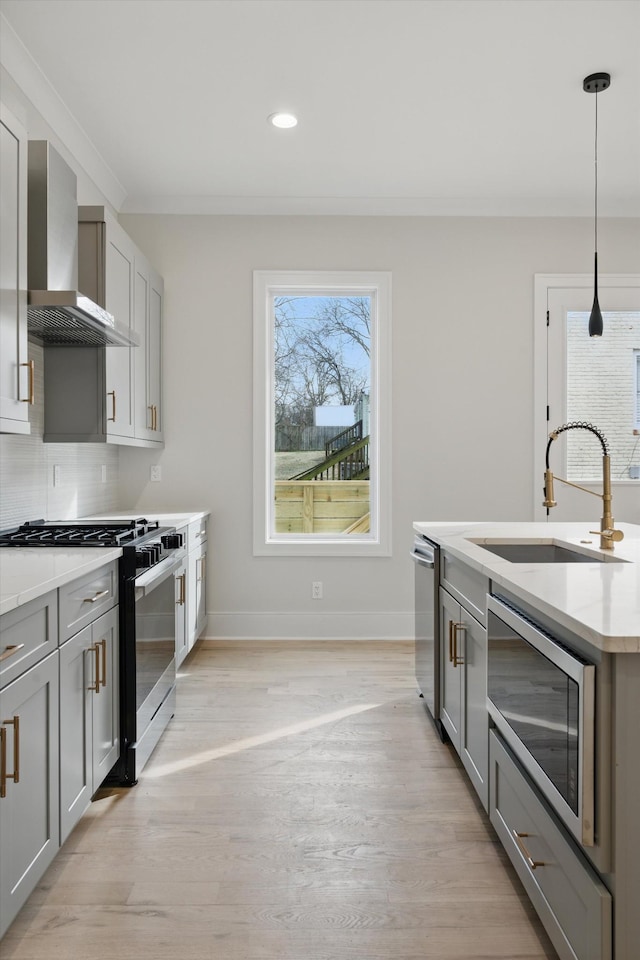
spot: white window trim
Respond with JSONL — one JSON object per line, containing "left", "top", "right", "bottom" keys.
{"left": 253, "top": 270, "right": 392, "bottom": 556}
{"left": 533, "top": 273, "right": 640, "bottom": 520}
{"left": 635, "top": 350, "right": 640, "bottom": 431}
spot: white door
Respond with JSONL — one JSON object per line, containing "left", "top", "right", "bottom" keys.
{"left": 535, "top": 275, "right": 640, "bottom": 523}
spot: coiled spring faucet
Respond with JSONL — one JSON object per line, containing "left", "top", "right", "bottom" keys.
{"left": 544, "top": 421, "right": 624, "bottom": 550}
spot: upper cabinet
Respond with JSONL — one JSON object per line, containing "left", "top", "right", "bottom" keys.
{"left": 134, "top": 254, "right": 164, "bottom": 443}
{"left": 42, "top": 206, "right": 163, "bottom": 447}
{"left": 0, "top": 104, "right": 32, "bottom": 434}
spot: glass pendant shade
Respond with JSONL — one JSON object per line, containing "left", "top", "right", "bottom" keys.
{"left": 588, "top": 252, "right": 603, "bottom": 337}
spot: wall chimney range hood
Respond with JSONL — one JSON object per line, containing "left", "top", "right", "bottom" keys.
{"left": 27, "top": 141, "right": 137, "bottom": 347}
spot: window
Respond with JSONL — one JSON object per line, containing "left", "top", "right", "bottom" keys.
{"left": 253, "top": 271, "right": 391, "bottom": 556}
{"left": 534, "top": 274, "right": 640, "bottom": 520}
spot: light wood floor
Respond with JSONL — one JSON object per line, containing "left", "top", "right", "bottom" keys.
{"left": 3, "top": 640, "right": 558, "bottom": 960}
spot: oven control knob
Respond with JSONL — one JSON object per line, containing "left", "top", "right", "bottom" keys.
{"left": 147, "top": 543, "right": 162, "bottom": 564}
{"left": 161, "top": 534, "right": 183, "bottom": 550}
{"left": 135, "top": 548, "right": 153, "bottom": 568}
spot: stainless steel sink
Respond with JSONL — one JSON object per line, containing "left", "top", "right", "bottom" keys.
{"left": 469, "top": 541, "right": 625, "bottom": 563}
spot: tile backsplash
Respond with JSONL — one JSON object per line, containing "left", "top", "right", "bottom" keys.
{"left": 0, "top": 343, "right": 120, "bottom": 528}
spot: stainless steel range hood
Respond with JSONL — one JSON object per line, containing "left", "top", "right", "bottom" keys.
{"left": 27, "top": 141, "right": 137, "bottom": 347}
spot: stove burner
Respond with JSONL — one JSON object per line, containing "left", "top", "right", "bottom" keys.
{"left": 0, "top": 518, "right": 162, "bottom": 548}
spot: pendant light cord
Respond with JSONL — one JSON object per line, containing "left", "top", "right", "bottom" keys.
{"left": 594, "top": 88, "right": 599, "bottom": 253}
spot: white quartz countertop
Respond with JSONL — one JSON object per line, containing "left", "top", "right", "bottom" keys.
{"left": 0, "top": 547, "right": 122, "bottom": 617}
{"left": 413, "top": 521, "right": 640, "bottom": 652}
{"left": 79, "top": 509, "right": 210, "bottom": 528}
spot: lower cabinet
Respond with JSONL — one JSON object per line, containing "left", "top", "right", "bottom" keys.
{"left": 440, "top": 586, "right": 489, "bottom": 810}
{"left": 188, "top": 539, "right": 207, "bottom": 650}
{"left": 176, "top": 517, "right": 208, "bottom": 667}
{"left": 59, "top": 606, "right": 119, "bottom": 844}
{"left": 0, "top": 651, "right": 60, "bottom": 938}
{"left": 174, "top": 551, "right": 188, "bottom": 667}
{"left": 490, "top": 730, "right": 612, "bottom": 960}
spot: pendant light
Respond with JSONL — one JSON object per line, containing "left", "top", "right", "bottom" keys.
{"left": 583, "top": 72, "right": 611, "bottom": 337}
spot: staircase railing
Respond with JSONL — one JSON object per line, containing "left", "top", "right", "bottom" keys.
{"left": 291, "top": 435, "right": 369, "bottom": 481}
{"left": 325, "top": 420, "right": 363, "bottom": 457}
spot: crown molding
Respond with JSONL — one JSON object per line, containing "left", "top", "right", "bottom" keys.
{"left": 0, "top": 13, "right": 126, "bottom": 210}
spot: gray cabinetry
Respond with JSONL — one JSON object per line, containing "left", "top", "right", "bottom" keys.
{"left": 134, "top": 255, "right": 163, "bottom": 443}
{"left": 187, "top": 517, "right": 208, "bottom": 654}
{"left": 0, "top": 103, "right": 31, "bottom": 435}
{"left": 490, "top": 730, "right": 612, "bottom": 960}
{"left": 439, "top": 552, "right": 489, "bottom": 810}
{"left": 0, "top": 593, "right": 60, "bottom": 938}
{"left": 174, "top": 548, "right": 188, "bottom": 668}
{"left": 42, "top": 207, "right": 163, "bottom": 447}
{"left": 59, "top": 604, "right": 119, "bottom": 844}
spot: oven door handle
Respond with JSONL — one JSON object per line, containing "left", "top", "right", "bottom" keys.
{"left": 134, "top": 556, "right": 181, "bottom": 599}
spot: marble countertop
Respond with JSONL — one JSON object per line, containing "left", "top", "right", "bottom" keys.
{"left": 79, "top": 509, "right": 210, "bottom": 528}
{"left": 0, "top": 548, "right": 122, "bottom": 617}
{"left": 413, "top": 520, "right": 640, "bottom": 652}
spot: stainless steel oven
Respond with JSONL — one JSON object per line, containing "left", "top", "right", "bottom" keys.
{"left": 487, "top": 594, "right": 596, "bottom": 846}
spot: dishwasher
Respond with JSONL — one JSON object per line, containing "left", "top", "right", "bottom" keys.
{"left": 411, "top": 533, "right": 444, "bottom": 741}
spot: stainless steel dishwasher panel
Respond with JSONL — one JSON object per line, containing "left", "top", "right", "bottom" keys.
{"left": 411, "top": 535, "right": 444, "bottom": 740}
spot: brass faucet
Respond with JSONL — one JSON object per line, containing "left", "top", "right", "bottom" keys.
{"left": 543, "top": 421, "right": 624, "bottom": 550}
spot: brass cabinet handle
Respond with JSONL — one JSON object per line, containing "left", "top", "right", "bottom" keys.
{"left": 1, "top": 716, "right": 20, "bottom": 790}
{"left": 82, "top": 589, "right": 110, "bottom": 604}
{"left": 99, "top": 638, "right": 107, "bottom": 688}
{"left": 512, "top": 830, "right": 546, "bottom": 870}
{"left": 452, "top": 622, "right": 465, "bottom": 667}
{"left": 20, "top": 359, "right": 35, "bottom": 404}
{"left": 448, "top": 619, "right": 454, "bottom": 663}
{"left": 153, "top": 405, "right": 158, "bottom": 431}
{"left": 176, "top": 572, "right": 186, "bottom": 606}
{"left": 0, "top": 643, "right": 25, "bottom": 662}
{"left": 107, "top": 390, "right": 116, "bottom": 422}
{"left": 148, "top": 404, "right": 154, "bottom": 430}
{"left": 198, "top": 556, "right": 206, "bottom": 582}
{"left": 0, "top": 726, "right": 6, "bottom": 798}
{"left": 88, "top": 643, "right": 101, "bottom": 693}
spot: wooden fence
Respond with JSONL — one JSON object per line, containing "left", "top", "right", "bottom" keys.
{"left": 274, "top": 480, "right": 370, "bottom": 533}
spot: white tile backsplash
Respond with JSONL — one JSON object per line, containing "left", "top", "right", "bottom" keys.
{"left": 0, "top": 343, "right": 120, "bottom": 528}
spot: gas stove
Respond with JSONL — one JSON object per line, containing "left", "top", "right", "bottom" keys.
{"left": 0, "top": 518, "right": 182, "bottom": 571}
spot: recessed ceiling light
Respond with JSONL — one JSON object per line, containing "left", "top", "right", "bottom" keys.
{"left": 268, "top": 112, "right": 298, "bottom": 129}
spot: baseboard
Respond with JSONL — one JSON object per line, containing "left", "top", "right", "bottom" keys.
{"left": 205, "top": 610, "right": 414, "bottom": 640}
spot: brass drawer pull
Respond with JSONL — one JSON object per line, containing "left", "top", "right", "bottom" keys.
{"left": 20, "top": 359, "right": 35, "bottom": 404}
{"left": 512, "top": 829, "right": 546, "bottom": 870}
{"left": 82, "top": 589, "right": 110, "bottom": 604}
{"left": 0, "top": 643, "right": 25, "bottom": 662}
{"left": 99, "top": 638, "right": 107, "bottom": 688}
{"left": 452, "top": 622, "right": 465, "bottom": 667}
{"left": 176, "top": 572, "right": 186, "bottom": 605}
{"left": 1, "top": 716, "right": 20, "bottom": 790}
{"left": 88, "top": 643, "right": 101, "bottom": 693}
{"left": 108, "top": 390, "right": 116, "bottom": 422}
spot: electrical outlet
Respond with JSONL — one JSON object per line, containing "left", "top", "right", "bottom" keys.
{"left": 312, "top": 581, "right": 323, "bottom": 600}
{"left": 150, "top": 465, "right": 162, "bottom": 482}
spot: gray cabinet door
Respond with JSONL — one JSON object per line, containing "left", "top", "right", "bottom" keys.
{"left": 0, "top": 103, "right": 30, "bottom": 434}
{"left": 133, "top": 256, "right": 163, "bottom": 443}
{"left": 439, "top": 587, "right": 462, "bottom": 751}
{"left": 59, "top": 606, "right": 119, "bottom": 845}
{"left": 187, "top": 540, "right": 207, "bottom": 653}
{"left": 439, "top": 586, "right": 489, "bottom": 811}
{"left": 104, "top": 221, "right": 136, "bottom": 439}
{"left": 175, "top": 555, "right": 188, "bottom": 667}
{"left": 0, "top": 652, "right": 59, "bottom": 938}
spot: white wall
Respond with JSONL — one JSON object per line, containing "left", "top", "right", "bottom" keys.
{"left": 117, "top": 214, "right": 640, "bottom": 639}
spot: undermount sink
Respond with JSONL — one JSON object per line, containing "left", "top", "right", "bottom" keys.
{"left": 469, "top": 540, "right": 625, "bottom": 563}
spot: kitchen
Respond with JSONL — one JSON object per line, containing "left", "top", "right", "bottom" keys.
{"left": 1, "top": 1, "right": 639, "bottom": 958}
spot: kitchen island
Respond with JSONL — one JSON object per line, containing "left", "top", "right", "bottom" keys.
{"left": 412, "top": 520, "right": 640, "bottom": 960}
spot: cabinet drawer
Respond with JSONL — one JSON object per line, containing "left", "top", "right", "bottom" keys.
{"left": 58, "top": 561, "right": 118, "bottom": 643}
{"left": 489, "top": 730, "right": 611, "bottom": 960}
{"left": 441, "top": 551, "right": 487, "bottom": 623}
{"left": 187, "top": 517, "right": 208, "bottom": 552}
{"left": 0, "top": 590, "right": 58, "bottom": 690}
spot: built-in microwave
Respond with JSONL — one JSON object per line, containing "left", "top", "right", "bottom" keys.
{"left": 487, "top": 594, "right": 596, "bottom": 847}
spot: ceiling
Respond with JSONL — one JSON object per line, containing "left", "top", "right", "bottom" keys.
{"left": 1, "top": 0, "right": 639, "bottom": 216}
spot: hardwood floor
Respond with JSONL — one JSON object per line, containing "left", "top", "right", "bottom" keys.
{"left": 2, "top": 640, "right": 558, "bottom": 959}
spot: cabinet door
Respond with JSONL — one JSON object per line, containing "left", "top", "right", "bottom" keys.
{"left": 460, "top": 611, "right": 489, "bottom": 810}
{"left": 105, "top": 221, "right": 135, "bottom": 439}
{"left": 0, "top": 103, "right": 30, "bottom": 434}
{"left": 147, "top": 267, "right": 163, "bottom": 441}
{"left": 59, "top": 625, "right": 92, "bottom": 844}
{"left": 91, "top": 606, "right": 119, "bottom": 789}
{"left": 175, "top": 556, "right": 188, "bottom": 667}
{"left": 0, "top": 652, "right": 59, "bottom": 938}
{"left": 187, "top": 542, "right": 207, "bottom": 652}
{"left": 439, "top": 588, "right": 462, "bottom": 751}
